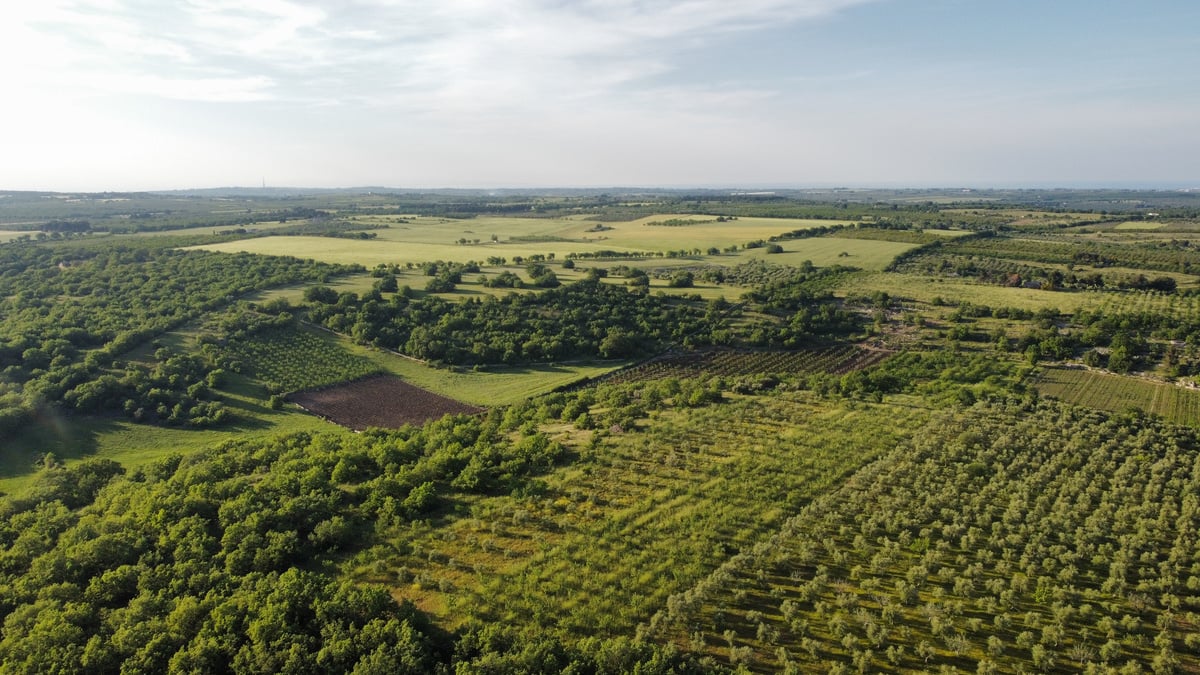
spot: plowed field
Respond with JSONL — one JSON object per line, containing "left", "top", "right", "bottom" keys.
{"left": 290, "top": 375, "right": 483, "bottom": 430}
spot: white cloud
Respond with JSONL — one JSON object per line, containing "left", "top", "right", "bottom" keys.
{"left": 4, "top": 0, "right": 875, "bottom": 107}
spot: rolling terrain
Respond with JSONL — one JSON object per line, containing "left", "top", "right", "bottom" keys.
{"left": 1, "top": 189, "right": 1199, "bottom": 672}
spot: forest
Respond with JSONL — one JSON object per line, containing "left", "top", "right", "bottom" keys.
{"left": 1, "top": 188, "right": 1200, "bottom": 672}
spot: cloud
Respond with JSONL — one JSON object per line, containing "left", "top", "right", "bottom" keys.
{"left": 5, "top": 0, "right": 875, "bottom": 107}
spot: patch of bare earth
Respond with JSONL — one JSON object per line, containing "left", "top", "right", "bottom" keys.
{"left": 290, "top": 375, "right": 483, "bottom": 430}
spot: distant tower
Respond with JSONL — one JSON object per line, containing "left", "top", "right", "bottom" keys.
{"left": 262, "top": 176, "right": 266, "bottom": 189}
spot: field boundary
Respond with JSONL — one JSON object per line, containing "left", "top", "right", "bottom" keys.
{"left": 289, "top": 373, "right": 485, "bottom": 430}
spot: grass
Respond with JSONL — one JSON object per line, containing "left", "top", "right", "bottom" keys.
{"left": 851, "top": 272, "right": 1200, "bottom": 322}
{"left": 360, "top": 215, "right": 577, "bottom": 245}
{"left": 188, "top": 214, "right": 870, "bottom": 269}
{"left": 343, "top": 342, "right": 624, "bottom": 406}
{"left": 0, "top": 315, "right": 618, "bottom": 495}
{"left": 940, "top": 208, "right": 1101, "bottom": 227}
{"left": 568, "top": 215, "right": 850, "bottom": 251}
{"left": 0, "top": 373, "right": 339, "bottom": 496}
{"left": 744, "top": 239, "right": 917, "bottom": 271}
{"left": 130, "top": 220, "right": 299, "bottom": 237}
{"left": 247, "top": 273, "right": 381, "bottom": 304}
{"left": 1113, "top": 221, "right": 1168, "bottom": 230}
{"left": 919, "top": 229, "right": 974, "bottom": 237}
{"left": 188, "top": 236, "right": 644, "bottom": 267}
{"left": 850, "top": 272, "right": 1108, "bottom": 313}
{"left": 1033, "top": 366, "right": 1200, "bottom": 424}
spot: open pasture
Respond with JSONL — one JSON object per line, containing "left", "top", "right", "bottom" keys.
{"left": 357, "top": 215, "right": 576, "bottom": 245}
{"left": 1033, "top": 366, "right": 1200, "bottom": 424}
{"left": 565, "top": 215, "right": 851, "bottom": 251}
{"left": 744, "top": 238, "right": 917, "bottom": 271}
{"left": 191, "top": 228, "right": 915, "bottom": 276}
{"left": 0, "top": 373, "right": 335, "bottom": 495}
{"left": 1113, "top": 220, "right": 1168, "bottom": 230}
{"left": 189, "top": 214, "right": 866, "bottom": 269}
{"left": 188, "top": 236, "right": 642, "bottom": 267}
{"left": 919, "top": 228, "right": 974, "bottom": 237}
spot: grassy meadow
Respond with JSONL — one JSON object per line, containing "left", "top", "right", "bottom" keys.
{"left": 188, "top": 213, "right": 895, "bottom": 270}
{"left": 0, "top": 373, "right": 337, "bottom": 495}
{"left": 342, "top": 341, "right": 624, "bottom": 407}
{"left": 192, "top": 230, "right": 914, "bottom": 272}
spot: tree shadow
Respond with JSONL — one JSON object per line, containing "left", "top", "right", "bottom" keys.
{"left": 0, "top": 408, "right": 105, "bottom": 480}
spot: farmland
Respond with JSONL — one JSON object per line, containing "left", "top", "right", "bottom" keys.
{"left": 189, "top": 213, "right": 916, "bottom": 272}
{"left": 4, "top": 188, "right": 1200, "bottom": 672}
{"left": 354, "top": 352, "right": 623, "bottom": 407}
{"left": 290, "top": 375, "right": 483, "bottom": 430}
{"left": 1033, "top": 366, "right": 1200, "bottom": 424}
{"left": 652, "top": 399, "right": 1200, "bottom": 671}
{"left": 222, "top": 324, "right": 383, "bottom": 394}
{"left": 367, "top": 390, "right": 932, "bottom": 636}
{"left": 595, "top": 346, "right": 890, "bottom": 386}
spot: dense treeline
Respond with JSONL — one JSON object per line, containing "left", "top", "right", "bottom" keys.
{"left": 0, "top": 243, "right": 358, "bottom": 436}
{"left": 307, "top": 278, "right": 723, "bottom": 363}
{"left": 306, "top": 275, "right": 861, "bottom": 365}
{"left": 0, "top": 379, "right": 730, "bottom": 673}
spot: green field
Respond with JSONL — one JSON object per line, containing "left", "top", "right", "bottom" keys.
{"left": 343, "top": 340, "right": 623, "bottom": 406}
{"left": 567, "top": 215, "right": 850, "bottom": 251}
{"left": 849, "top": 272, "right": 1098, "bottom": 312}
{"left": 188, "top": 235, "right": 643, "bottom": 267}
{"left": 355, "top": 213, "right": 848, "bottom": 250}
{"left": 742, "top": 238, "right": 917, "bottom": 271}
{"left": 919, "top": 228, "right": 974, "bottom": 237}
{"left": 1033, "top": 366, "right": 1200, "bottom": 424}
{"left": 188, "top": 213, "right": 882, "bottom": 270}
{"left": 193, "top": 234, "right": 914, "bottom": 275}
{"left": 0, "top": 373, "right": 336, "bottom": 495}
{"left": 1113, "top": 220, "right": 1168, "bottom": 230}
{"left": 850, "top": 271, "right": 1200, "bottom": 314}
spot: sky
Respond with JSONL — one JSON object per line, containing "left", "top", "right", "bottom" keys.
{"left": 2, "top": 0, "right": 1198, "bottom": 191}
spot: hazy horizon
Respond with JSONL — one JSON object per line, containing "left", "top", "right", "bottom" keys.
{"left": 4, "top": 0, "right": 1198, "bottom": 192}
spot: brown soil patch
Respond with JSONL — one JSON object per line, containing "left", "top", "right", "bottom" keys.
{"left": 290, "top": 375, "right": 483, "bottom": 430}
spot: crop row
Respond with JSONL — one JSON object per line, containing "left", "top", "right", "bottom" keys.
{"left": 597, "top": 345, "right": 890, "bottom": 386}
{"left": 652, "top": 399, "right": 1200, "bottom": 671}
{"left": 942, "top": 235, "right": 1200, "bottom": 275}
{"left": 224, "top": 326, "right": 382, "bottom": 394}
{"left": 366, "top": 392, "right": 929, "bottom": 643}
{"left": 1034, "top": 366, "right": 1200, "bottom": 425}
